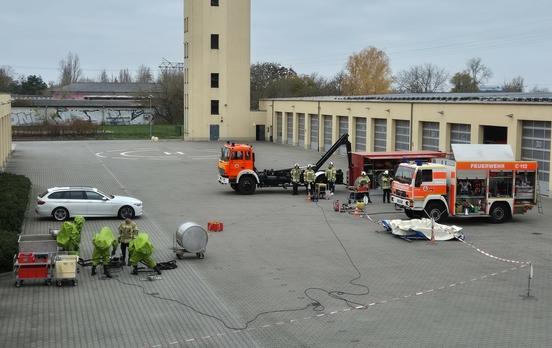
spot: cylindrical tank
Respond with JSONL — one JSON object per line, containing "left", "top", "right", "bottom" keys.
{"left": 176, "top": 222, "right": 208, "bottom": 253}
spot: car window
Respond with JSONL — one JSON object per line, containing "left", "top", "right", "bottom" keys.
{"left": 69, "top": 191, "right": 86, "bottom": 199}
{"left": 48, "top": 191, "right": 67, "bottom": 199}
{"left": 86, "top": 191, "right": 105, "bottom": 200}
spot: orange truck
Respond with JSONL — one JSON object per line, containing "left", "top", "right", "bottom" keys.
{"left": 218, "top": 133, "right": 352, "bottom": 194}
{"left": 391, "top": 144, "right": 538, "bottom": 223}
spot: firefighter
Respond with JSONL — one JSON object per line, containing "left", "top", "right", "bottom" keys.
{"left": 118, "top": 218, "right": 138, "bottom": 266}
{"left": 325, "top": 162, "right": 337, "bottom": 195}
{"left": 130, "top": 232, "right": 162, "bottom": 275}
{"left": 354, "top": 171, "right": 372, "bottom": 203}
{"left": 304, "top": 164, "right": 315, "bottom": 197}
{"left": 380, "top": 170, "right": 392, "bottom": 203}
{"left": 91, "top": 227, "right": 118, "bottom": 278}
{"left": 290, "top": 163, "right": 302, "bottom": 195}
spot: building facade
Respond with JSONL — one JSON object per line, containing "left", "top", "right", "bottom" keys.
{"left": 260, "top": 94, "right": 552, "bottom": 195}
{"left": 0, "top": 94, "right": 13, "bottom": 170}
{"left": 183, "top": 0, "right": 264, "bottom": 141}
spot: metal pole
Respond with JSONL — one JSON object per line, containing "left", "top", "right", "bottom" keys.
{"left": 148, "top": 96, "right": 152, "bottom": 138}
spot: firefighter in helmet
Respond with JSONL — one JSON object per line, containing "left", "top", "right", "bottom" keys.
{"left": 290, "top": 163, "right": 302, "bottom": 195}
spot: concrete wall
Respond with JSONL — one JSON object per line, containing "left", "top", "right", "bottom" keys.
{"left": 260, "top": 98, "right": 552, "bottom": 194}
{"left": 11, "top": 107, "right": 153, "bottom": 126}
{"left": 184, "top": 0, "right": 262, "bottom": 141}
{"left": 0, "top": 94, "right": 12, "bottom": 170}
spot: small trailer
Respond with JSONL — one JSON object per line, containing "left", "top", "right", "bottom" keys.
{"left": 14, "top": 234, "right": 58, "bottom": 287}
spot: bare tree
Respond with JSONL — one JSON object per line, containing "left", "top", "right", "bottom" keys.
{"left": 466, "top": 57, "right": 492, "bottom": 87}
{"left": 98, "top": 69, "right": 110, "bottom": 83}
{"left": 136, "top": 65, "right": 153, "bottom": 83}
{"left": 395, "top": 63, "right": 448, "bottom": 93}
{"left": 118, "top": 69, "right": 133, "bottom": 83}
{"left": 502, "top": 76, "right": 524, "bottom": 92}
{"left": 59, "top": 52, "right": 82, "bottom": 86}
{"left": 153, "top": 69, "right": 183, "bottom": 124}
{"left": 0, "top": 66, "right": 15, "bottom": 92}
{"left": 530, "top": 85, "right": 549, "bottom": 93}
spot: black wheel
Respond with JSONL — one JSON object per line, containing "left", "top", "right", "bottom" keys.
{"left": 118, "top": 206, "right": 135, "bottom": 219}
{"left": 196, "top": 252, "right": 205, "bottom": 259}
{"left": 424, "top": 202, "right": 448, "bottom": 223}
{"left": 52, "top": 207, "right": 69, "bottom": 221}
{"left": 73, "top": 280, "right": 78, "bottom": 286}
{"left": 237, "top": 176, "right": 256, "bottom": 195}
{"left": 15, "top": 280, "right": 21, "bottom": 288}
{"left": 56, "top": 281, "right": 62, "bottom": 287}
{"left": 490, "top": 203, "right": 510, "bottom": 223}
{"left": 176, "top": 253, "right": 184, "bottom": 260}
{"left": 230, "top": 183, "right": 239, "bottom": 191}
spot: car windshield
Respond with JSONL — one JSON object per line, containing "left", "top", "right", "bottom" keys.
{"left": 220, "top": 147, "right": 230, "bottom": 161}
{"left": 394, "top": 166, "right": 415, "bottom": 184}
{"left": 98, "top": 190, "right": 114, "bottom": 199}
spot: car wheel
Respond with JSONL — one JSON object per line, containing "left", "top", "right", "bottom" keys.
{"left": 118, "top": 206, "right": 135, "bottom": 219}
{"left": 52, "top": 207, "right": 69, "bottom": 221}
{"left": 490, "top": 203, "right": 510, "bottom": 223}
{"left": 424, "top": 202, "right": 448, "bottom": 223}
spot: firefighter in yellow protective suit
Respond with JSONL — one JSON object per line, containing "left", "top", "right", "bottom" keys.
{"left": 290, "top": 163, "right": 302, "bottom": 195}
{"left": 304, "top": 164, "right": 315, "bottom": 197}
{"left": 91, "top": 227, "right": 118, "bottom": 278}
{"left": 380, "top": 170, "right": 392, "bottom": 203}
{"left": 325, "top": 162, "right": 337, "bottom": 195}
{"left": 130, "top": 232, "right": 162, "bottom": 275}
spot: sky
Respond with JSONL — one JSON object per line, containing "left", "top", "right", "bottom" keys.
{"left": 1, "top": 0, "right": 551, "bottom": 90}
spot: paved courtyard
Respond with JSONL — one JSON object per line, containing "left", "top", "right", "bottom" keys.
{"left": 1, "top": 140, "right": 551, "bottom": 348}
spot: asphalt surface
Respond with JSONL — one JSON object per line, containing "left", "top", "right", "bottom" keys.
{"left": 1, "top": 140, "right": 551, "bottom": 348}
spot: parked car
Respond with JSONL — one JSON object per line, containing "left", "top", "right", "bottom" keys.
{"left": 36, "top": 187, "right": 143, "bottom": 221}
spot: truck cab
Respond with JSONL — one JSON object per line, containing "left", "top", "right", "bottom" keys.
{"left": 218, "top": 143, "right": 258, "bottom": 193}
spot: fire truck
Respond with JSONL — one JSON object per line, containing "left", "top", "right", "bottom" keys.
{"left": 391, "top": 144, "right": 538, "bottom": 223}
{"left": 218, "top": 133, "right": 352, "bottom": 194}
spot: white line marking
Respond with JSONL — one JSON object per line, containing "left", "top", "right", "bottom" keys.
{"left": 185, "top": 339, "right": 195, "bottom": 342}
{"left": 290, "top": 319, "right": 297, "bottom": 323}
{"left": 95, "top": 152, "right": 107, "bottom": 158}
{"left": 416, "top": 292, "right": 423, "bottom": 295}
{"left": 316, "top": 314, "right": 325, "bottom": 317}
{"left": 177, "top": 152, "right": 185, "bottom": 155}
{"left": 262, "top": 324, "right": 271, "bottom": 328}
{"left": 449, "top": 283, "right": 456, "bottom": 287}
{"left": 426, "top": 289, "right": 434, "bottom": 293}
{"left": 330, "top": 311, "right": 338, "bottom": 315}
{"left": 276, "top": 322, "right": 284, "bottom": 325}
{"left": 164, "top": 152, "right": 172, "bottom": 155}
{"left": 169, "top": 341, "right": 178, "bottom": 345}
{"left": 152, "top": 345, "right": 161, "bottom": 348}
{"left": 491, "top": 273, "right": 498, "bottom": 276}
{"left": 369, "top": 303, "right": 376, "bottom": 306}
{"left": 379, "top": 300, "right": 387, "bottom": 304}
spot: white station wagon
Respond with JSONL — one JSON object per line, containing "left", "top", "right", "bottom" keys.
{"left": 36, "top": 187, "right": 143, "bottom": 221}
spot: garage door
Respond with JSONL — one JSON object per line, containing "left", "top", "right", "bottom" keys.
{"left": 395, "top": 120, "right": 410, "bottom": 151}
{"left": 450, "top": 124, "right": 471, "bottom": 149}
{"left": 323, "top": 115, "right": 333, "bottom": 151}
{"left": 355, "top": 117, "right": 366, "bottom": 152}
{"left": 422, "top": 122, "right": 439, "bottom": 151}
{"left": 338, "top": 116, "right": 348, "bottom": 155}
{"left": 286, "top": 113, "right": 293, "bottom": 145}
{"left": 522, "top": 120, "right": 551, "bottom": 195}
{"left": 374, "top": 118, "right": 387, "bottom": 152}
{"left": 276, "top": 112, "right": 282, "bottom": 143}
{"left": 298, "top": 114, "right": 305, "bottom": 147}
{"left": 310, "top": 114, "right": 319, "bottom": 151}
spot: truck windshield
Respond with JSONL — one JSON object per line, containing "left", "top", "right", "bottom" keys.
{"left": 220, "top": 147, "right": 230, "bottom": 161}
{"left": 394, "top": 166, "right": 415, "bottom": 184}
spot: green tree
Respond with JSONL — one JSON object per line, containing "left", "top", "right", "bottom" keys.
{"left": 20, "top": 75, "right": 48, "bottom": 95}
{"left": 342, "top": 46, "right": 392, "bottom": 95}
{"left": 250, "top": 62, "right": 296, "bottom": 110}
{"left": 450, "top": 72, "right": 478, "bottom": 92}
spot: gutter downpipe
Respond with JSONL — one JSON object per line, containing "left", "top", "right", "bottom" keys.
{"left": 410, "top": 102, "right": 414, "bottom": 150}
{"left": 318, "top": 101, "right": 321, "bottom": 152}
{"left": 271, "top": 100, "right": 275, "bottom": 143}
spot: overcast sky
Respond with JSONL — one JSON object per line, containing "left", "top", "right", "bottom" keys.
{"left": 1, "top": 0, "right": 551, "bottom": 90}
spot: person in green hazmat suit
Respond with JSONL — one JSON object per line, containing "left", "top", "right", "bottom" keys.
{"left": 129, "top": 232, "right": 162, "bottom": 275}
{"left": 91, "top": 227, "right": 118, "bottom": 278}
{"left": 56, "top": 216, "right": 85, "bottom": 254}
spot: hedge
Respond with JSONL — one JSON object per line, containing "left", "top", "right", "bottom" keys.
{"left": 0, "top": 173, "right": 32, "bottom": 273}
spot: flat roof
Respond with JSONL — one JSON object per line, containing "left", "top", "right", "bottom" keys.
{"left": 352, "top": 150, "right": 445, "bottom": 159}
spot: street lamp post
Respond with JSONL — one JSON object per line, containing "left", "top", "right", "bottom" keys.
{"left": 148, "top": 95, "right": 153, "bottom": 138}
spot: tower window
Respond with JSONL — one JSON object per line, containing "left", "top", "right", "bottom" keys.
{"left": 211, "top": 100, "right": 220, "bottom": 115}
{"left": 211, "top": 0, "right": 219, "bottom": 6}
{"left": 210, "top": 34, "right": 219, "bottom": 49}
{"left": 211, "top": 73, "right": 219, "bottom": 88}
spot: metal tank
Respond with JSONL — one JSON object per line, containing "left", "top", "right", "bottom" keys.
{"left": 174, "top": 222, "right": 208, "bottom": 259}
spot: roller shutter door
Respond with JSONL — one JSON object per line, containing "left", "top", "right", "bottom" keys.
{"left": 421, "top": 122, "right": 439, "bottom": 151}
{"left": 298, "top": 114, "right": 305, "bottom": 147}
{"left": 373, "top": 119, "right": 387, "bottom": 152}
{"left": 355, "top": 118, "right": 366, "bottom": 152}
{"left": 276, "top": 113, "right": 282, "bottom": 143}
{"left": 286, "top": 113, "right": 293, "bottom": 145}
{"left": 338, "top": 116, "right": 348, "bottom": 155}
{"left": 310, "top": 114, "right": 319, "bottom": 151}
{"left": 323, "top": 115, "right": 333, "bottom": 151}
{"left": 450, "top": 123, "right": 471, "bottom": 146}
{"left": 521, "top": 121, "right": 551, "bottom": 195}
{"left": 395, "top": 120, "right": 410, "bottom": 151}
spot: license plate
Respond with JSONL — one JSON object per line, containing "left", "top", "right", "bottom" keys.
{"left": 218, "top": 176, "right": 229, "bottom": 184}
{"left": 392, "top": 196, "right": 407, "bottom": 206}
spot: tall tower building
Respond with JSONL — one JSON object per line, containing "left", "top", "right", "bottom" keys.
{"left": 184, "top": 0, "right": 262, "bottom": 141}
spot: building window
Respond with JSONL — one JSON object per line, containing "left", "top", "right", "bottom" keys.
{"left": 211, "top": 0, "right": 219, "bottom": 6}
{"left": 211, "top": 100, "right": 219, "bottom": 115}
{"left": 373, "top": 118, "right": 387, "bottom": 151}
{"left": 421, "top": 121, "right": 440, "bottom": 151}
{"left": 184, "top": 17, "right": 189, "bottom": 33}
{"left": 184, "top": 42, "right": 189, "bottom": 58}
{"left": 395, "top": 120, "right": 410, "bottom": 151}
{"left": 211, "top": 73, "right": 219, "bottom": 88}
{"left": 210, "top": 34, "right": 219, "bottom": 49}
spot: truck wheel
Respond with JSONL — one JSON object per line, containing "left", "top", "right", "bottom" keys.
{"left": 490, "top": 203, "right": 510, "bottom": 223}
{"left": 230, "top": 183, "right": 238, "bottom": 191}
{"left": 425, "top": 202, "right": 448, "bottom": 223}
{"left": 238, "top": 176, "right": 256, "bottom": 195}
